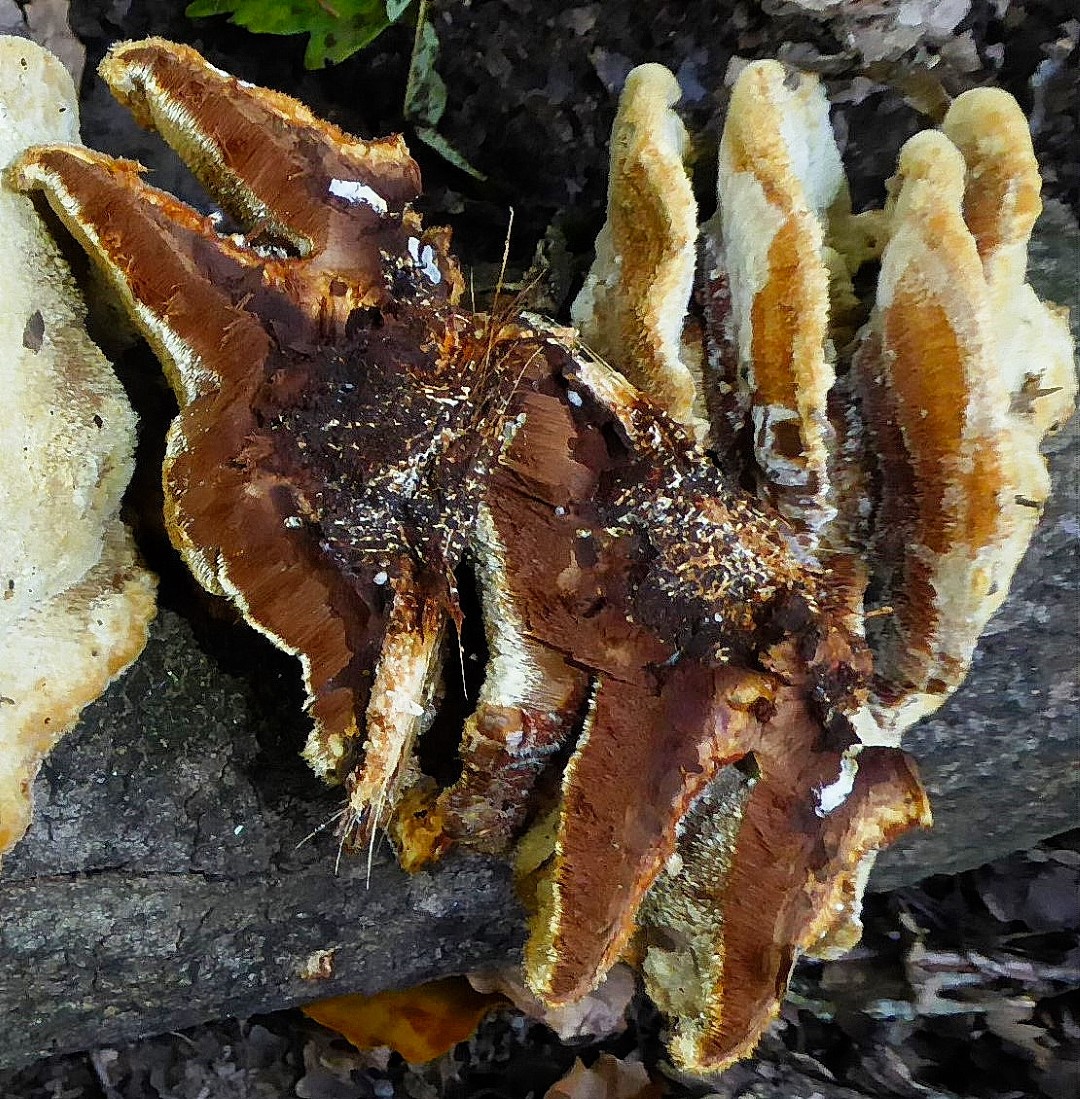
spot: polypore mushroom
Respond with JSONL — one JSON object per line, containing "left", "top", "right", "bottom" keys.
{"left": 0, "top": 37, "right": 156, "bottom": 861}
{"left": 566, "top": 60, "right": 1074, "bottom": 1070}
{"left": 10, "top": 41, "right": 1073, "bottom": 1076}
{"left": 856, "top": 89, "right": 1076, "bottom": 736}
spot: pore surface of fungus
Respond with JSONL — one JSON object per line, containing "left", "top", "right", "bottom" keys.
{"left": 0, "top": 37, "right": 156, "bottom": 862}
{"left": 11, "top": 42, "right": 1074, "bottom": 1072}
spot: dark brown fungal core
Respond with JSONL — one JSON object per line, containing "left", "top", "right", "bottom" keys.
{"left": 10, "top": 40, "right": 1072, "bottom": 1077}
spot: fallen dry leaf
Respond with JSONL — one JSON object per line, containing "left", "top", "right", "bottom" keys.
{"left": 301, "top": 977, "right": 505, "bottom": 1064}
{"left": 544, "top": 1053, "right": 664, "bottom": 1099}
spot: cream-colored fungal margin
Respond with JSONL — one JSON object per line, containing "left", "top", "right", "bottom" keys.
{"left": 571, "top": 64, "right": 707, "bottom": 440}
{"left": 712, "top": 61, "right": 845, "bottom": 544}
{"left": 205, "top": 532, "right": 358, "bottom": 785}
{"left": 571, "top": 347, "right": 660, "bottom": 448}
{"left": 866, "top": 118, "right": 1076, "bottom": 737}
{"left": 346, "top": 581, "right": 446, "bottom": 832}
{"left": 161, "top": 421, "right": 227, "bottom": 596}
{"left": 0, "top": 37, "right": 156, "bottom": 861}
{"left": 523, "top": 680, "right": 600, "bottom": 1001}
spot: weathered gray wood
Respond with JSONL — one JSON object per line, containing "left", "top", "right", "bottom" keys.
{"left": 0, "top": 609, "right": 523, "bottom": 1069}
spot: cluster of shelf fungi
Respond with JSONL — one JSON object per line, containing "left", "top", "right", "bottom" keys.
{"left": 0, "top": 35, "right": 1074, "bottom": 1071}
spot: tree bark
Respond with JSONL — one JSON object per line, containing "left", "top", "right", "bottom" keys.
{"left": 0, "top": 608, "right": 523, "bottom": 1069}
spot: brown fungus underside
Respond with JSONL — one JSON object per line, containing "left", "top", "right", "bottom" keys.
{"left": 8, "top": 40, "right": 1074, "bottom": 1075}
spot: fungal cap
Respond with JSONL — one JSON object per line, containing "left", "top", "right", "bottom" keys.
{"left": 0, "top": 37, "right": 156, "bottom": 860}
{"left": 571, "top": 63, "right": 706, "bottom": 438}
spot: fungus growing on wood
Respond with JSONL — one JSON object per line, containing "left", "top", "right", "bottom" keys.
{"left": 0, "top": 37, "right": 156, "bottom": 862}
{"left": 10, "top": 40, "right": 1074, "bottom": 1074}
{"left": 575, "top": 61, "right": 1074, "bottom": 1067}
{"left": 856, "top": 89, "right": 1076, "bottom": 736}
{"left": 571, "top": 63, "right": 705, "bottom": 438}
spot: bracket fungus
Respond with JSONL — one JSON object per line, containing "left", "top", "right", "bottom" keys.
{"left": 9, "top": 40, "right": 1074, "bottom": 1072}
{"left": 0, "top": 37, "right": 156, "bottom": 862}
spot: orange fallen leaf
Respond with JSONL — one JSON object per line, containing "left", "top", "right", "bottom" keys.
{"left": 302, "top": 977, "right": 505, "bottom": 1063}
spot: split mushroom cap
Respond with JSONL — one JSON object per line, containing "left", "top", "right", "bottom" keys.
{"left": 0, "top": 37, "right": 156, "bottom": 861}
{"left": 640, "top": 668, "right": 928, "bottom": 1070}
{"left": 571, "top": 63, "right": 705, "bottom": 440}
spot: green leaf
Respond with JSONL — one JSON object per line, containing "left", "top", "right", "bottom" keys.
{"left": 403, "top": 5, "right": 445, "bottom": 129}
{"left": 186, "top": 0, "right": 414, "bottom": 69}
{"left": 414, "top": 126, "right": 487, "bottom": 181}
{"left": 402, "top": 2, "right": 484, "bottom": 179}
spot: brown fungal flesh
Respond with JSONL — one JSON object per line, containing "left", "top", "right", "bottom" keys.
{"left": 9, "top": 40, "right": 1074, "bottom": 1076}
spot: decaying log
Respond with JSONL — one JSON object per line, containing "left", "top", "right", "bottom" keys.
{"left": 1, "top": 388, "right": 1074, "bottom": 1068}
{"left": 0, "top": 610, "right": 521, "bottom": 1069}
